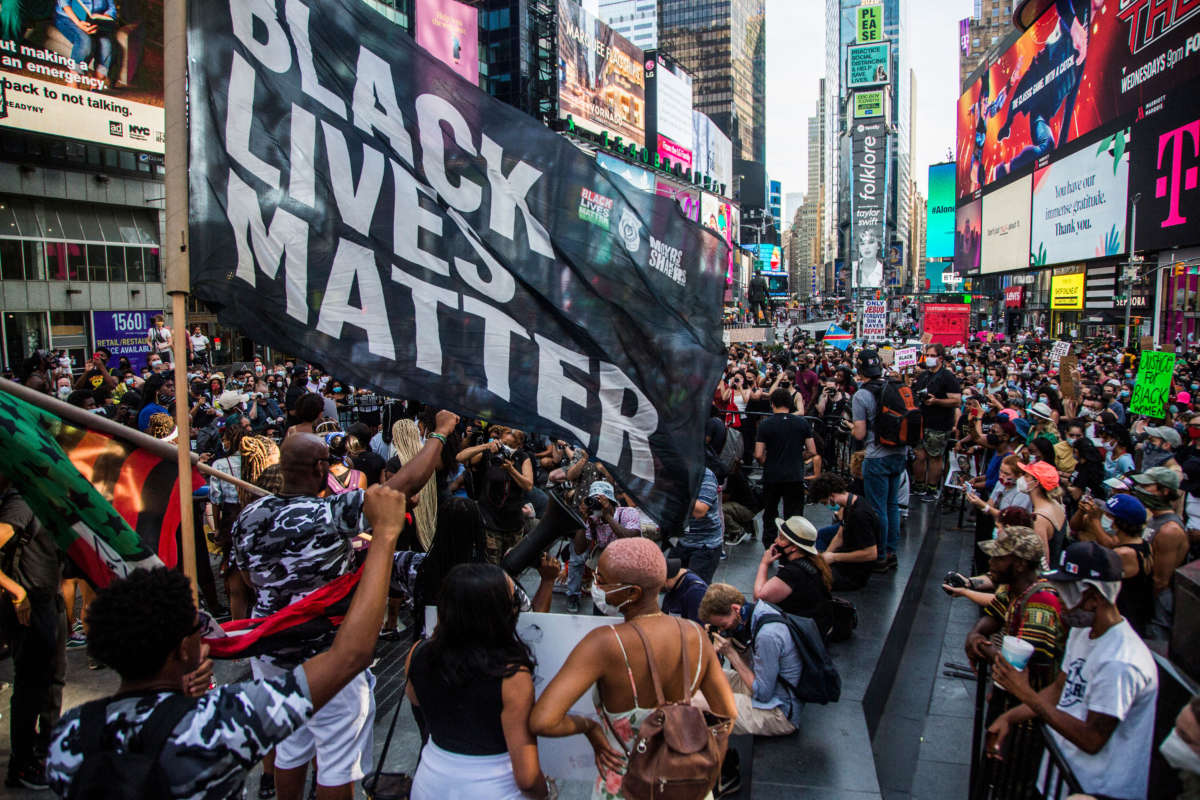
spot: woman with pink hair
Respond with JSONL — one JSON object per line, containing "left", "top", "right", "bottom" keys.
{"left": 530, "top": 538, "right": 737, "bottom": 799}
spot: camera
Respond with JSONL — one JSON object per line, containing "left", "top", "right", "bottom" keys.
{"left": 917, "top": 388, "right": 931, "bottom": 403}
{"left": 489, "top": 442, "right": 516, "bottom": 466}
{"left": 585, "top": 495, "right": 603, "bottom": 511}
{"left": 942, "top": 571, "right": 970, "bottom": 596}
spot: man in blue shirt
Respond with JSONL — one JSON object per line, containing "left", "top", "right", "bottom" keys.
{"left": 698, "top": 584, "right": 802, "bottom": 736}
{"left": 668, "top": 467, "right": 723, "bottom": 583}
{"left": 136, "top": 375, "right": 171, "bottom": 432}
{"left": 660, "top": 558, "right": 708, "bottom": 624}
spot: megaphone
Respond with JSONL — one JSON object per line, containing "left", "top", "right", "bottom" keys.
{"left": 501, "top": 489, "right": 586, "bottom": 577}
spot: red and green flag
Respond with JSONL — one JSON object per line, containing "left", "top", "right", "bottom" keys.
{"left": 0, "top": 390, "right": 202, "bottom": 587}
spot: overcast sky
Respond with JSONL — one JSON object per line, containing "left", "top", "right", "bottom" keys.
{"left": 767, "top": 0, "right": 973, "bottom": 222}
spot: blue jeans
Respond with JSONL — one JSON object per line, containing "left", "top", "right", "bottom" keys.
{"left": 668, "top": 543, "right": 721, "bottom": 585}
{"left": 55, "top": 13, "right": 113, "bottom": 75}
{"left": 863, "top": 453, "right": 905, "bottom": 557}
{"left": 816, "top": 523, "right": 838, "bottom": 552}
{"left": 566, "top": 544, "right": 588, "bottom": 599}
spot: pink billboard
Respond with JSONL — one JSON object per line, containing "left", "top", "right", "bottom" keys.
{"left": 657, "top": 134, "right": 692, "bottom": 171}
{"left": 654, "top": 178, "right": 700, "bottom": 222}
{"left": 415, "top": 0, "right": 480, "bottom": 86}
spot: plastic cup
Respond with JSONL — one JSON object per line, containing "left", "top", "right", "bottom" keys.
{"left": 1000, "top": 635, "right": 1034, "bottom": 671}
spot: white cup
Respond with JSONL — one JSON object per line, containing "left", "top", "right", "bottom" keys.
{"left": 1000, "top": 635, "right": 1035, "bottom": 671}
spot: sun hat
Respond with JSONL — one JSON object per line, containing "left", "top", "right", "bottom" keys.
{"left": 774, "top": 516, "right": 819, "bottom": 556}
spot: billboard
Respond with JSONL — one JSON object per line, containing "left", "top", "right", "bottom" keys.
{"left": 955, "top": 0, "right": 1200, "bottom": 200}
{"left": 954, "top": 198, "right": 982, "bottom": 275}
{"left": 1130, "top": 78, "right": 1200, "bottom": 252}
{"left": 701, "top": 192, "right": 738, "bottom": 285}
{"left": 692, "top": 111, "right": 733, "bottom": 194}
{"left": 644, "top": 54, "right": 692, "bottom": 152}
{"left": 981, "top": 174, "right": 1032, "bottom": 273}
{"left": 1030, "top": 129, "right": 1130, "bottom": 266}
{"left": 92, "top": 310, "right": 163, "bottom": 373}
{"left": 0, "top": 3, "right": 164, "bottom": 152}
{"left": 857, "top": 4, "right": 883, "bottom": 42}
{"left": 654, "top": 176, "right": 700, "bottom": 222}
{"left": 657, "top": 133, "right": 692, "bottom": 172}
{"left": 853, "top": 91, "right": 885, "bottom": 119}
{"left": 596, "top": 151, "right": 654, "bottom": 193}
{"left": 847, "top": 42, "right": 890, "bottom": 88}
{"left": 415, "top": 0, "right": 479, "bottom": 85}
{"left": 557, "top": 0, "right": 645, "bottom": 147}
{"left": 925, "top": 261, "right": 948, "bottom": 293}
{"left": 885, "top": 240, "right": 904, "bottom": 287}
{"left": 926, "top": 162, "right": 956, "bottom": 259}
{"left": 851, "top": 120, "right": 888, "bottom": 289}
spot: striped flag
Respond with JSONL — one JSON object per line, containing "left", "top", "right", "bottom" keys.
{"left": 0, "top": 391, "right": 203, "bottom": 588}
{"left": 823, "top": 324, "right": 853, "bottom": 350}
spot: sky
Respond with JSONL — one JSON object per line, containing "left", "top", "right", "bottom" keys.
{"left": 767, "top": 0, "right": 973, "bottom": 223}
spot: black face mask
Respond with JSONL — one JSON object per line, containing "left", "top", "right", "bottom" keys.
{"left": 986, "top": 433, "right": 1002, "bottom": 447}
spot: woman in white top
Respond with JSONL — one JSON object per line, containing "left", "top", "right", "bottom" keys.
{"left": 147, "top": 314, "right": 173, "bottom": 363}
{"left": 189, "top": 326, "right": 210, "bottom": 368}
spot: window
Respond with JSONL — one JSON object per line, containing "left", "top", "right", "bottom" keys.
{"left": 22, "top": 241, "right": 45, "bottom": 281}
{"left": 0, "top": 239, "right": 22, "bottom": 280}
{"left": 106, "top": 245, "right": 125, "bottom": 282}
{"left": 125, "top": 247, "right": 145, "bottom": 283}
{"left": 142, "top": 247, "right": 160, "bottom": 282}
{"left": 65, "top": 243, "right": 85, "bottom": 281}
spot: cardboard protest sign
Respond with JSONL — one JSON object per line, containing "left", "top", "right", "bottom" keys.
{"left": 1059, "top": 355, "right": 1081, "bottom": 402}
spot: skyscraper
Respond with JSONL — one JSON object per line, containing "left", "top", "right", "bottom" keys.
{"left": 597, "top": 0, "right": 658, "bottom": 49}
{"left": 957, "top": 0, "right": 1020, "bottom": 87}
{"left": 658, "top": 0, "right": 766, "bottom": 164}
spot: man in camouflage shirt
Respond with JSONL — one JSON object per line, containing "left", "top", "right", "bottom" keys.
{"left": 48, "top": 485, "right": 410, "bottom": 799}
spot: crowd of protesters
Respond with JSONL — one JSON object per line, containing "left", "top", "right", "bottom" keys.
{"left": 1, "top": 318, "right": 1199, "bottom": 799}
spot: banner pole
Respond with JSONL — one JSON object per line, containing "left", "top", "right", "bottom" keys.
{"left": 164, "top": 0, "right": 196, "bottom": 600}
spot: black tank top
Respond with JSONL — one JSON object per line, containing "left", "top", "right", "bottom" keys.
{"left": 1115, "top": 541, "right": 1154, "bottom": 637}
{"left": 408, "top": 642, "right": 509, "bottom": 756}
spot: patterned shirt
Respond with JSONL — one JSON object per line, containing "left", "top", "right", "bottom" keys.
{"left": 984, "top": 581, "right": 1067, "bottom": 684}
{"left": 48, "top": 667, "right": 313, "bottom": 799}
{"left": 232, "top": 491, "right": 365, "bottom": 666}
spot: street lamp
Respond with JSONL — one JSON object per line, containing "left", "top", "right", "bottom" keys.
{"left": 1124, "top": 193, "right": 1141, "bottom": 349}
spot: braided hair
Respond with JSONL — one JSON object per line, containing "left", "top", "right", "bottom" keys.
{"left": 239, "top": 435, "right": 280, "bottom": 505}
{"left": 392, "top": 418, "right": 438, "bottom": 551}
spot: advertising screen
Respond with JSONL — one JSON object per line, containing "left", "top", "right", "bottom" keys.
{"left": 1130, "top": 78, "right": 1200, "bottom": 252}
{"left": 654, "top": 176, "right": 699, "bottom": 222}
{"left": 92, "top": 310, "right": 163, "bottom": 372}
{"left": 657, "top": 133, "right": 692, "bottom": 172}
{"left": 981, "top": 174, "right": 1032, "bottom": 273}
{"left": 596, "top": 152, "right": 655, "bottom": 193}
{"left": 557, "top": 0, "right": 644, "bottom": 147}
{"left": 926, "top": 162, "right": 956, "bottom": 259}
{"left": 415, "top": 0, "right": 479, "bottom": 86}
{"left": 853, "top": 91, "right": 884, "bottom": 119}
{"left": 955, "top": 0, "right": 1200, "bottom": 200}
{"left": 1030, "top": 129, "right": 1130, "bottom": 266}
{"left": 692, "top": 111, "right": 733, "bottom": 192}
{"left": 0, "top": 2, "right": 164, "bottom": 152}
{"left": 857, "top": 4, "right": 882, "bottom": 42}
{"left": 1051, "top": 272, "right": 1085, "bottom": 309}
{"left": 701, "top": 192, "right": 738, "bottom": 285}
{"left": 954, "top": 198, "right": 982, "bottom": 275}
{"left": 925, "top": 261, "right": 947, "bottom": 293}
{"left": 851, "top": 121, "right": 888, "bottom": 289}
{"left": 650, "top": 56, "right": 692, "bottom": 151}
{"left": 847, "top": 42, "right": 890, "bottom": 88}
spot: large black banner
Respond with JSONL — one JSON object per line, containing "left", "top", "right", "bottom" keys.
{"left": 187, "top": 0, "right": 727, "bottom": 530}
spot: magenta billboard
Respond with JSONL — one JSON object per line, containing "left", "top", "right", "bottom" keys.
{"left": 657, "top": 134, "right": 692, "bottom": 172}
{"left": 415, "top": 0, "right": 480, "bottom": 86}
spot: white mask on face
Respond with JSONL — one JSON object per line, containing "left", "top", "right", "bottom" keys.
{"left": 57, "top": 386, "right": 71, "bottom": 400}
{"left": 1160, "top": 728, "right": 1200, "bottom": 775}
{"left": 1016, "top": 476, "right": 1031, "bottom": 493}
{"left": 926, "top": 356, "right": 939, "bottom": 368}
{"left": 590, "top": 583, "right": 636, "bottom": 617}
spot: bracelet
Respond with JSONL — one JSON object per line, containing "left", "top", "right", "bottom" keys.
{"left": 428, "top": 432, "right": 447, "bottom": 446}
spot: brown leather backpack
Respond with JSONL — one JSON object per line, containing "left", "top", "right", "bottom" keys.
{"left": 606, "top": 618, "right": 732, "bottom": 800}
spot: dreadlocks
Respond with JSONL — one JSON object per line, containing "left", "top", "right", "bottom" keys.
{"left": 392, "top": 418, "right": 438, "bottom": 551}
{"left": 239, "top": 435, "right": 280, "bottom": 506}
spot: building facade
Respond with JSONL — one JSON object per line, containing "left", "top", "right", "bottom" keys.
{"left": 597, "top": 0, "right": 658, "bottom": 49}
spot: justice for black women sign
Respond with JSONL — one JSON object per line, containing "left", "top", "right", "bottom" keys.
{"left": 187, "top": 0, "right": 727, "bottom": 529}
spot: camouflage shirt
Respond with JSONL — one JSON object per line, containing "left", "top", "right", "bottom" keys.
{"left": 47, "top": 666, "right": 313, "bottom": 799}
{"left": 232, "top": 491, "right": 365, "bottom": 666}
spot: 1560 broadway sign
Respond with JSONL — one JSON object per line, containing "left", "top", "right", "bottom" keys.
{"left": 187, "top": 0, "right": 729, "bottom": 528}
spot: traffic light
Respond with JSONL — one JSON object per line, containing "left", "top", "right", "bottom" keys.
{"left": 962, "top": 293, "right": 972, "bottom": 304}
{"left": 1132, "top": 316, "right": 1142, "bottom": 326}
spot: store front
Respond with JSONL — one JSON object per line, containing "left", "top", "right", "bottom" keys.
{"left": 1081, "top": 261, "right": 1153, "bottom": 341}
{"left": 1049, "top": 265, "right": 1086, "bottom": 337}
{"left": 1159, "top": 248, "right": 1200, "bottom": 349}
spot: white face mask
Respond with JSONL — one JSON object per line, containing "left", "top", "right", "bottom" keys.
{"left": 1016, "top": 476, "right": 1031, "bottom": 493}
{"left": 1101, "top": 515, "right": 1114, "bottom": 534}
{"left": 1160, "top": 728, "right": 1200, "bottom": 775}
{"left": 926, "top": 356, "right": 939, "bottom": 368}
{"left": 590, "top": 583, "right": 636, "bottom": 617}
{"left": 57, "top": 386, "right": 71, "bottom": 400}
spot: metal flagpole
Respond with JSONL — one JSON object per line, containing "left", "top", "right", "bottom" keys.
{"left": 164, "top": 0, "right": 196, "bottom": 599}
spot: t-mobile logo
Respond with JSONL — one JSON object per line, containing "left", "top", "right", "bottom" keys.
{"left": 1156, "top": 119, "right": 1200, "bottom": 228}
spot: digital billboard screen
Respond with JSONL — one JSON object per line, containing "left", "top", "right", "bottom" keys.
{"left": 557, "top": 0, "right": 645, "bottom": 148}
{"left": 981, "top": 174, "right": 1032, "bottom": 274}
{"left": 654, "top": 176, "right": 699, "bottom": 222}
{"left": 926, "top": 162, "right": 955, "bottom": 259}
{"left": 955, "top": 0, "right": 1200, "bottom": 200}
{"left": 1030, "top": 129, "right": 1129, "bottom": 266}
{"left": 596, "top": 152, "right": 654, "bottom": 193}
{"left": 692, "top": 111, "right": 733, "bottom": 193}
{"left": 850, "top": 120, "right": 888, "bottom": 289}
{"left": 701, "top": 192, "right": 738, "bottom": 285}
{"left": 847, "top": 42, "right": 890, "bottom": 88}
{"left": 415, "top": 0, "right": 479, "bottom": 86}
{"left": 954, "top": 198, "right": 982, "bottom": 275}
{"left": 1130, "top": 78, "right": 1200, "bottom": 252}
{"left": 646, "top": 55, "right": 692, "bottom": 151}
{"left": 0, "top": 1, "right": 164, "bottom": 152}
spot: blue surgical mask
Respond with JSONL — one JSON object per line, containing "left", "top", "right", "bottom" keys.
{"left": 827, "top": 503, "right": 840, "bottom": 512}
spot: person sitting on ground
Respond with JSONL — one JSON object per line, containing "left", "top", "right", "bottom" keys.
{"left": 405, "top": 563, "right": 550, "bottom": 799}
{"left": 660, "top": 557, "right": 710, "bottom": 624}
{"left": 46, "top": 485, "right": 410, "bottom": 799}
{"left": 697, "top": 583, "right": 803, "bottom": 737}
{"left": 530, "top": 538, "right": 736, "bottom": 799}
{"left": 807, "top": 472, "right": 879, "bottom": 589}
{"left": 752, "top": 515, "right": 832, "bottom": 628}
{"left": 988, "top": 542, "right": 1159, "bottom": 800}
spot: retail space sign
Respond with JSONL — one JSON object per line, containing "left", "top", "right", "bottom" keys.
{"left": 92, "top": 310, "right": 163, "bottom": 373}
{"left": 853, "top": 91, "right": 885, "bottom": 119}
{"left": 857, "top": 4, "right": 883, "bottom": 42}
{"left": 1050, "top": 273, "right": 1085, "bottom": 309}
{"left": 1131, "top": 351, "right": 1176, "bottom": 419}
{"left": 1030, "top": 129, "right": 1130, "bottom": 266}
{"left": 1004, "top": 285, "right": 1024, "bottom": 307}
{"left": 862, "top": 300, "right": 887, "bottom": 339}
{"left": 847, "top": 42, "right": 890, "bottom": 88}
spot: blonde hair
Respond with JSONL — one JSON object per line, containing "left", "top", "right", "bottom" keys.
{"left": 239, "top": 435, "right": 280, "bottom": 505}
{"left": 698, "top": 583, "right": 746, "bottom": 623}
{"left": 392, "top": 418, "right": 438, "bottom": 550}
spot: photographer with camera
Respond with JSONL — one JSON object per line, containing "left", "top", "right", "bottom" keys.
{"left": 913, "top": 343, "right": 962, "bottom": 497}
{"left": 564, "top": 481, "right": 641, "bottom": 614}
{"left": 457, "top": 427, "right": 535, "bottom": 565}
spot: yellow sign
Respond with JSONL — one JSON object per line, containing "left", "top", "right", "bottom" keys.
{"left": 1050, "top": 273, "right": 1085, "bottom": 309}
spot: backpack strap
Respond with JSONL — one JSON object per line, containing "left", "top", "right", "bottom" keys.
{"left": 131, "top": 693, "right": 194, "bottom": 761}
{"left": 627, "top": 621, "right": 667, "bottom": 707}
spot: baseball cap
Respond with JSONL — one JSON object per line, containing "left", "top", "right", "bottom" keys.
{"left": 588, "top": 481, "right": 617, "bottom": 503}
{"left": 1012, "top": 418, "right": 1032, "bottom": 440}
{"left": 775, "top": 516, "right": 819, "bottom": 556}
{"left": 978, "top": 525, "right": 1043, "bottom": 562}
{"left": 1176, "top": 391, "right": 1193, "bottom": 406}
{"left": 857, "top": 349, "right": 883, "bottom": 378}
{"left": 216, "top": 390, "right": 249, "bottom": 411}
{"left": 1104, "top": 476, "right": 1133, "bottom": 492}
{"left": 1104, "top": 493, "right": 1147, "bottom": 527}
{"left": 1131, "top": 466, "right": 1181, "bottom": 490}
{"left": 1018, "top": 460, "right": 1059, "bottom": 491}
{"left": 1043, "top": 541, "right": 1123, "bottom": 583}
{"left": 997, "top": 408, "right": 1020, "bottom": 422}
{"left": 1144, "top": 426, "right": 1182, "bottom": 447}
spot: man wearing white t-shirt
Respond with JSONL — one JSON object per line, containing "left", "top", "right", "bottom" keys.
{"left": 988, "top": 541, "right": 1158, "bottom": 800}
